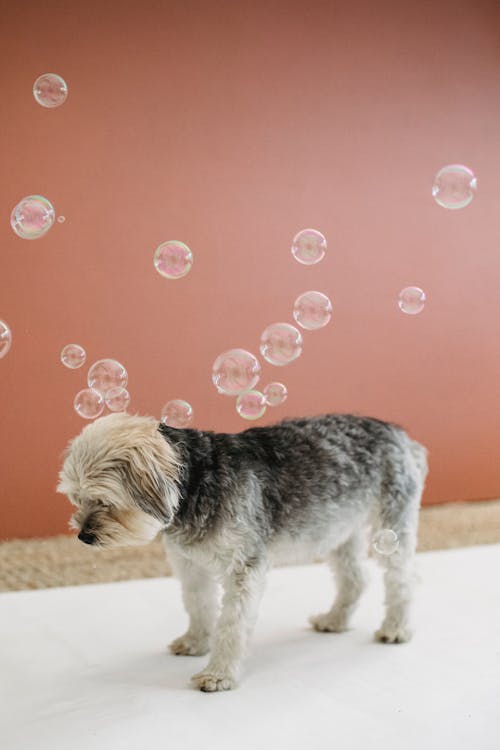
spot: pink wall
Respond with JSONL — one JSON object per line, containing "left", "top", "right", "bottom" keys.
{"left": 1, "top": 0, "right": 500, "bottom": 540}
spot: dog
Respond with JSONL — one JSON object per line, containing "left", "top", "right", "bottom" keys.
{"left": 57, "top": 411, "right": 427, "bottom": 692}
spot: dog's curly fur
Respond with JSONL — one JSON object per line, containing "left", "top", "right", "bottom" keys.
{"left": 58, "top": 412, "right": 427, "bottom": 692}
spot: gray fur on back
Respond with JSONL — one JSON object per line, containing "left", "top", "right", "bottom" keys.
{"left": 159, "top": 414, "right": 427, "bottom": 564}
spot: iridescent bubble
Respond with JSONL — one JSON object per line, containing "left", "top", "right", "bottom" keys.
{"left": 260, "top": 323, "right": 303, "bottom": 366}
{"left": 33, "top": 73, "right": 68, "bottom": 108}
{"left": 105, "top": 386, "right": 130, "bottom": 412}
{"left": 74, "top": 388, "right": 104, "bottom": 420}
{"left": 236, "top": 390, "right": 267, "bottom": 421}
{"left": 61, "top": 344, "right": 86, "bottom": 369}
{"left": 154, "top": 241, "right": 193, "bottom": 279}
{"left": 293, "top": 291, "right": 332, "bottom": 330}
{"left": 87, "top": 359, "right": 128, "bottom": 396}
{"left": 432, "top": 164, "right": 477, "bottom": 210}
{"left": 0, "top": 320, "right": 12, "bottom": 359}
{"left": 372, "top": 529, "right": 399, "bottom": 556}
{"left": 291, "top": 228, "right": 327, "bottom": 265}
{"left": 10, "top": 195, "right": 55, "bottom": 239}
{"left": 161, "top": 399, "right": 193, "bottom": 428}
{"left": 263, "top": 382, "right": 288, "bottom": 407}
{"left": 57, "top": 215, "right": 66, "bottom": 223}
{"left": 212, "top": 349, "right": 261, "bottom": 395}
{"left": 398, "top": 287, "right": 426, "bottom": 315}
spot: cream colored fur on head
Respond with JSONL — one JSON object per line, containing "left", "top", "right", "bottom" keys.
{"left": 57, "top": 413, "right": 180, "bottom": 548}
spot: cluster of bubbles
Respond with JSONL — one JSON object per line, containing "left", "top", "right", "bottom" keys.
{"left": 372, "top": 529, "right": 400, "bottom": 556}
{"left": 65, "top": 355, "right": 130, "bottom": 419}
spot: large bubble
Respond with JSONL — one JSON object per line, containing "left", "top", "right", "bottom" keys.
{"left": 432, "top": 165, "right": 477, "bottom": 210}
{"left": 33, "top": 73, "right": 68, "bottom": 108}
{"left": 74, "top": 388, "right": 104, "bottom": 420}
{"left": 87, "top": 359, "right": 128, "bottom": 396}
{"left": 161, "top": 399, "right": 193, "bottom": 428}
{"left": 291, "top": 228, "right": 327, "bottom": 265}
{"left": 212, "top": 349, "right": 261, "bottom": 395}
{"left": 260, "top": 323, "right": 303, "bottom": 366}
{"left": 398, "top": 287, "right": 426, "bottom": 315}
{"left": 10, "top": 195, "right": 55, "bottom": 239}
{"left": 105, "top": 387, "right": 130, "bottom": 412}
{"left": 0, "top": 320, "right": 12, "bottom": 359}
{"left": 236, "top": 390, "right": 267, "bottom": 421}
{"left": 154, "top": 241, "right": 193, "bottom": 279}
{"left": 60, "top": 344, "right": 86, "bottom": 369}
{"left": 293, "top": 291, "right": 332, "bottom": 330}
{"left": 263, "top": 382, "right": 288, "bottom": 406}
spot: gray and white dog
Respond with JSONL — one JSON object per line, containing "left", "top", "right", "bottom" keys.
{"left": 58, "top": 412, "right": 427, "bottom": 692}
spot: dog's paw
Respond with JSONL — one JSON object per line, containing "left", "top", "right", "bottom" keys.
{"left": 309, "top": 610, "right": 349, "bottom": 633}
{"left": 191, "top": 668, "right": 237, "bottom": 692}
{"left": 375, "top": 624, "right": 413, "bottom": 644}
{"left": 168, "top": 633, "right": 210, "bottom": 656}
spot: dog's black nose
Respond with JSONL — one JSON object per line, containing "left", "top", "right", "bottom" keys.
{"left": 78, "top": 529, "right": 96, "bottom": 545}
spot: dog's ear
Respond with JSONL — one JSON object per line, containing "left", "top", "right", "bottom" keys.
{"left": 119, "top": 429, "right": 180, "bottom": 525}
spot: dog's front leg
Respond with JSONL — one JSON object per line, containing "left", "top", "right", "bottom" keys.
{"left": 191, "top": 558, "right": 267, "bottom": 692}
{"left": 167, "top": 546, "right": 219, "bottom": 656}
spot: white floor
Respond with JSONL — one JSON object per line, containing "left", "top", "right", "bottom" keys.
{"left": 1, "top": 545, "right": 499, "bottom": 750}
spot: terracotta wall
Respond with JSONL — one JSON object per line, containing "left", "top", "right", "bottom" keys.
{"left": 1, "top": 0, "right": 500, "bottom": 540}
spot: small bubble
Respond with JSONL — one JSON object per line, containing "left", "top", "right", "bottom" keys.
{"left": 61, "top": 344, "right": 86, "bottom": 369}
{"left": 236, "top": 390, "right": 267, "bottom": 421}
{"left": 260, "top": 323, "right": 303, "bottom": 366}
{"left": 161, "top": 399, "right": 193, "bottom": 428}
{"left": 398, "top": 287, "right": 426, "bottom": 315}
{"left": 33, "top": 73, "right": 68, "bottom": 108}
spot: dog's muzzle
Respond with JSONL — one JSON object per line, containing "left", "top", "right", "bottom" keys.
{"left": 78, "top": 529, "right": 96, "bottom": 545}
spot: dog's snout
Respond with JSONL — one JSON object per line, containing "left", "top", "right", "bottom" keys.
{"left": 78, "top": 529, "right": 96, "bottom": 545}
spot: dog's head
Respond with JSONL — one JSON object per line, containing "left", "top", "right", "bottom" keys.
{"left": 57, "top": 413, "right": 180, "bottom": 549}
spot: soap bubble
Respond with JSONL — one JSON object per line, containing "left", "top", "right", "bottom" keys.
{"left": 293, "top": 291, "right": 332, "bottom": 330}
{"left": 263, "top": 382, "right": 288, "bottom": 406}
{"left": 87, "top": 359, "right": 128, "bottom": 396}
{"left": 10, "top": 195, "right": 55, "bottom": 239}
{"left": 0, "top": 320, "right": 12, "bottom": 359}
{"left": 154, "top": 241, "right": 193, "bottom": 279}
{"left": 236, "top": 390, "right": 267, "bottom": 420}
{"left": 74, "top": 388, "right": 104, "bottom": 420}
{"left": 260, "top": 323, "right": 303, "bottom": 366}
{"left": 291, "top": 228, "right": 327, "bottom": 265}
{"left": 105, "top": 386, "right": 130, "bottom": 412}
{"left": 212, "top": 349, "right": 261, "bottom": 395}
{"left": 372, "top": 529, "right": 399, "bottom": 556}
{"left": 61, "top": 344, "right": 86, "bottom": 369}
{"left": 33, "top": 73, "right": 68, "bottom": 108}
{"left": 432, "top": 164, "right": 477, "bottom": 210}
{"left": 161, "top": 399, "right": 193, "bottom": 428}
{"left": 398, "top": 287, "right": 426, "bottom": 315}
{"left": 57, "top": 216, "right": 66, "bottom": 223}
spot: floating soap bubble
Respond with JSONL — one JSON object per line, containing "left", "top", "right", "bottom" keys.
{"left": 154, "top": 241, "right": 193, "bottom": 279}
{"left": 372, "top": 529, "right": 399, "bottom": 556}
{"left": 432, "top": 165, "right": 477, "bottom": 210}
{"left": 10, "top": 195, "right": 55, "bottom": 239}
{"left": 263, "top": 382, "right": 288, "bottom": 407}
{"left": 291, "top": 229, "right": 327, "bottom": 265}
{"left": 61, "top": 344, "right": 86, "bottom": 369}
{"left": 33, "top": 73, "right": 68, "bottom": 108}
{"left": 398, "top": 287, "right": 426, "bottom": 315}
{"left": 260, "top": 323, "right": 303, "bottom": 366}
{"left": 74, "top": 388, "right": 104, "bottom": 420}
{"left": 161, "top": 399, "right": 193, "bottom": 428}
{"left": 57, "top": 216, "right": 66, "bottom": 223}
{"left": 105, "top": 386, "right": 130, "bottom": 412}
{"left": 293, "top": 291, "right": 332, "bottom": 330}
{"left": 0, "top": 320, "right": 12, "bottom": 359}
{"left": 236, "top": 390, "right": 267, "bottom": 421}
{"left": 87, "top": 359, "right": 128, "bottom": 396}
{"left": 212, "top": 349, "right": 261, "bottom": 395}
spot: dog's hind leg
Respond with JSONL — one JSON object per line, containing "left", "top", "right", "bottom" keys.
{"left": 310, "top": 530, "right": 368, "bottom": 633}
{"left": 375, "top": 443, "right": 426, "bottom": 644}
{"left": 166, "top": 544, "right": 219, "bottom": 657}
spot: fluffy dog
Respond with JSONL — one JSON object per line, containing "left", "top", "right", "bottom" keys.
{"left": 57, "top": 412, "right": 427, "bottom": 692}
